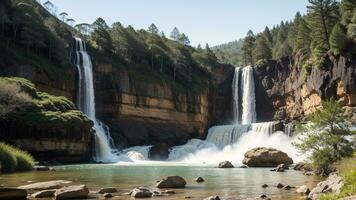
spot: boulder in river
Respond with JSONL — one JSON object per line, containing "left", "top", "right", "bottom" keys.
{"left": 242, "top": 147, "right": 293, "bottom": 167}
{"left": 18, "top": 180, "right": 72, "bottom": 190}
{"left": 31, "top": 190, "right": 56, "bottom": 198}
{"left": 0, "top": 188, "right": 27, "bottom": 200}
{"left": 131, "top": 187, "right": 153, "bottom": 198}
{"left": 194, "top": 177, "right": 205, "bottom": 183}
{"left": 54, "top": 185, "right": 89, "bottom": 200}
{"left": 103, "top": 193, "right": 113, "bottom": 198}
{"left": 98, "top": 187, "right": 117, "bottom": 194}
{"left": 33, "top": 165, "right": 50, "bottom": 171}
{"left": 156, "top": 176, "right": 186, "bottom": 188}
{"left": 218, "top": 161, "right": 234, "bottom": 168}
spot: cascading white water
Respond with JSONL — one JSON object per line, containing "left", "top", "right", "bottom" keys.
{"left": 241, "top": 66, "right": 256, "bottom": 124}
{"left": 72, "top": 38, "right": 118, "bottom": 163}
{"left": 232, "top": 67, "right": 241, "bottom": 123}
{"left": 167, "top": 65, "right": 301, "bottom": 164}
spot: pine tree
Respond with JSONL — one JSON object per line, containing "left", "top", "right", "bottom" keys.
{"left": 170, "top": 27, "right": 180, "bottom": 40}
{"left": 148, "top": 23, "right": 159, "bottom": 35}
{"left": 294, "top": 99, "right": 355, "bottom": 174}
{"left": 295, "top": 18, "right": 311, "bottom": 54}
{"left": 307, "top": 0, "right": 339, "bottom": 49}
{"left": 274, "top": 22, "right": 292, "bottom": 58}
{"left": 253, "top": 36, "right": 272, "bottom": 63}
{"left": 263, "top": 26, "right": 273, "bottom": 47}
{"left": 241, "top": 30, "right": 255, "bottom": 66}
{"left": 330, "top": 23, "right": 349, "bottom": 55}
{"left": 347, "top": 11, "right": 356, "bottom": 41}
{"left": 178, "top": 33, "right": 190, "bottom": 46}
{"left": 91, "top": 18, "right": 112, "bottom": 53}
{"left": 340, "top": 0, "right": 356, "bottom": 25}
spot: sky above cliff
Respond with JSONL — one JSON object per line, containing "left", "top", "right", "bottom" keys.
{"left": 48, "top": 0, "right": 309, "bottom": 46}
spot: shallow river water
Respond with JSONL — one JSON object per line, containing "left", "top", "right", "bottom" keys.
{"left": 0, "top": 162, "right": 322, "bottom": 200}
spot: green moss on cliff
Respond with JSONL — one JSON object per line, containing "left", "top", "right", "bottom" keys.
{"left": 1, "top": 77, "right": 91, "bottom": 129}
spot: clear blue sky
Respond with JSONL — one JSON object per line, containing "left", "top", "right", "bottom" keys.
{"left": 48, "top": 0, "right": 309, "bottom": 46}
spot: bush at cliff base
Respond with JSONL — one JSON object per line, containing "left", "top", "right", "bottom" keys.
{"left": 0, "top": 142, "right": 35, "bottom": 173}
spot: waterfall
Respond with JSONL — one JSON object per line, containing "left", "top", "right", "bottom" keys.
{"left": 241, "top": 66, "right": 256, "bottom": 124}
{"left": 232, "top": 67, "right": 241, "bottom": 123}
{"left": 72, "top": 38, "right": 118, "bottom": 163}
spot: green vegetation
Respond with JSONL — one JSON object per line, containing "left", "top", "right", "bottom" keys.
{"left": 319, "top": 156, "right": 356, "bottom": 200}
{"left": 0, "top": 77, "right": 90, "bottom": 129}
{"left": 0, "top": 142, "right": 35, "bottom": 173}
{"left": 85, "top": 18, "right": 214, "bottom": 93}
{"left": 214, "top": 0, "right": 356, "bottom": 68}
{"left": 0, "top": 0, "right": 76, "bottom": 82}
{"left": 294, "top": 100, "right": 356, "bottom": 175}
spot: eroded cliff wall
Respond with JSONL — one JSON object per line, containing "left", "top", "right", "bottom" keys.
{"left": 93, "top": 63, "right": 234, "bottom": 148}
{"left": 255, "top": 56, "right": 356, "bottom": 123}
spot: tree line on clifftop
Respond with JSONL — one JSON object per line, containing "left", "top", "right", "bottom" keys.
{"left": 215, "top": 0, "right": 356, "bottom": 72}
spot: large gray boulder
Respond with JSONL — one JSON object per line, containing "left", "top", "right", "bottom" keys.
{"left": 308, "top": 173, "right": 343, "bottom": 200}
{"left": 242, "top": 147, "right": 293, "bottom": 167}
{"left": 218, "top": 161, "right": 234, "bottom": 168}
{"left": 18, "top": 180, "right": 72, "bottom": 190}
{"left": 156, "top": 176, "right": 186, "bottom": 188}
{"left": 131, "top": 187, "right": 153, "bottom": 198}
{"left": 0, "top": 188, "right": 27, "bottom": 200}
{"left": 54, "top": 185, "right": 89, "bottom": 200}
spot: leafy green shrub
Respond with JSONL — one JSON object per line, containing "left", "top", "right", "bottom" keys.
{"left": 0, "top": 142, "right": 35, "bottom": 173}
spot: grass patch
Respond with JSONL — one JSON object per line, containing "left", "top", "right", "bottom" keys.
{"left": 0, "top": 142, "right": 35, "bottom": 173}
{"left": 319, "top": 155, "right": 356, "bottom": 200}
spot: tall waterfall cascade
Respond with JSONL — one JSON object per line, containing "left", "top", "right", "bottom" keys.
{"left": 167, "top": 66, "right": 299, "bottom": 163}
{"left": 72, "top": 38, "right": 118, "bottom": 163}
{"left": 71, "top": 40, "right": 298, "bottom": 164}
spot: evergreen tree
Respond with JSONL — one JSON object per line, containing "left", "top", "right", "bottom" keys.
{"left": 91, "top": 18, "right": 112, "bottom": 53}
{"left": 197, "top": 44, "right": 203, "bottom": 51}
{"left": 241, "top": 30, "right": 255, "bottom": 66}
{"left": 148, "top": 23, "right": 159, "bottom": 35}
{"left": 347, "top": 11, "right": 356, "bottom": 41}
{"left": 294, "top": 99, "right": 355, "bottom": 174}
{"left": 330, "top": 23, "right": 349, "bottom": 55}
{"left": 178, "top": 33, "right": 190, "bottom": 45}
{"left": 263, "top": 26, "right": 273, "bottom": 47}
{"left": 274, "top": 22, "right": 292, "bottom": 58}
{"left": 340, "top": 0, "right": 356, "bottom": 25}
{"left": 205, "top": 43, "right": 218, "bottom": 65}
{"left": 170, "top": 27, "right": 180, "bottom": 40}
{"left": 307, "top": 0, "right": 339, "bottom": 49}
{"left": 295, "top": 18, "right": 311, "bottom": 54}
{"left": 253, "top": 36, "right": 272, "bottom": 63}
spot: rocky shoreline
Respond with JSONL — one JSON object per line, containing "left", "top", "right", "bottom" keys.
{"left": 1, "top": 147, "right": 348, "bottom": 200}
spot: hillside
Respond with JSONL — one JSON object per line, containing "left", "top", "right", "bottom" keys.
{"left": 213, "top": 39, "right": 244, "bottom": 66}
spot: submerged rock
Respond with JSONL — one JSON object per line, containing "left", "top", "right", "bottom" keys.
{"left": 103, "top": 193, "right": 113, "bottom": 198}
{"left": 54, "top": 185, "right": 89, "bottom": 200}
{"left": 261, "top": 184, "right": 268, "bottom": 188}
{"left": 156, "top": 176, "right": 186, "bottom": 188}
{"left": 276, "top": 183, "right": 284, "bottom": 188}
{"left": 31, "top": 189, "right": 56, "bottom": 198}
{"left": 194, "top": 177, "right": 205, "bottom": 182}
{"left": 218, "top": 161, "right": 234, "bottom": 168}
{"left": 33, "top": 165, "right": 50, "bottom": 171}
{"left": 18, "top": 180, "right": 72, "bottom": 190}
{"left": 308, "top": 173, "right": 343, "bottom": 200}
{"left": 242, "top": 147, "right": 293, "bottom": 167}
{"left": 130, "top": 187, "right": 153, "bottom": 198}
{"left": 0, "top": 188, "right": 27, "bottom": 200}
{"left": 204, "top": 196, "right": 221, "bottom": 200}
{"left": 98, "top": 187, "right": 117, "bottom": 194}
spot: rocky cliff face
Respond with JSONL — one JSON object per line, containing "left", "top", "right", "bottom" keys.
{"left": 255, "top": 56, "right": 356, "bottom": 123}
{"left": 93, "top": 63, "right": 234, "bottom": 149}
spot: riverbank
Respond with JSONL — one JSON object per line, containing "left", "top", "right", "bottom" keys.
{"left": 0, "top": 163, "right": 322, "bottom": 200}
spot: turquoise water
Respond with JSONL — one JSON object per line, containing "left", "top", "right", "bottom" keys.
{"left": 0, "top": 163, "right": 322, "bottom": 199}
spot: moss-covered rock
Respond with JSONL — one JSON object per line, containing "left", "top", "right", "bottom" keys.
{"left": 0, "top": 77, "right": 93, "bottom": 163}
